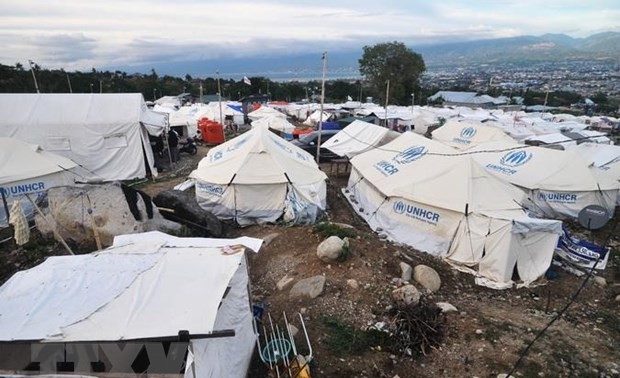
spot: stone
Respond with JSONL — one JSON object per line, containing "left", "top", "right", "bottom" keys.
{"left": 497, "top": 375, "right": 515, "bottom": 378}
{"left": 289, "top": 276, "right": 326, "bottom": 299}
{"left": 153, "top": 188, "right": 222, "bottom": 237}
{"left": 332, "top": 222, "right": 356, "bottom": 230}
{"left": 36, "top": 183, "right": 181, "bottom": 248}
{"left": 287, "top": 324, "right": 299, "bottom": 338}
{"left": 413, "top": 265, "right": 442, "bottom": 292}
{"left": 317, "top": 236, "right": 345, "bottom": 262}
{"left": 400, "top": 262, "right": 413, "bottom": 281}
{"left": 277, "top": 274, "right": 295, "bottom": 291}
{"left": 475, "top": 329, "right": 483, "bottom": 335}
{"left": 347, "top": 279, "right": 359, "bottom": 289}
{"left": 261, "top": 233, "right": 280, "bottom": 247}
{"left": 436, "top": 302, "right": 458, "bottom": 313}
{"left": 615, "top": 294, "right": 620, "bottom": 302}
{"left": 391, "top": 284, "right": 421, "bottom": 306}
{"left": 593, "top": 276, "right": 607, "bottom": 287}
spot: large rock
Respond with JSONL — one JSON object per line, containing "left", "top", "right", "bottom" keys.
{"left": 153, "top": 189, "right": 222, "bottom": 237}
{"left": 413, "top": 265, "right": 442, "bottom": 293}
{"left": 36, "top": 183, "right": 181, "bottom": 248}
{"left": 317, "top": 236, "right": 346, "bottom": 262}
{"left": 289, "top": 276, "right": 326, "bottom": 299}
{"left": 391, "top": 284, "right": 421, "bottom": 306}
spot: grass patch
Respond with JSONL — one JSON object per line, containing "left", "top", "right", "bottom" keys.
{"left": 314, "top": 222, "right": 356, "bottom": 239}
{"left": 321, "top": 317, "right": 390, "bottom": 357}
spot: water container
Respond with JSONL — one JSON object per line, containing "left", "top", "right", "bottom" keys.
{"left": 205, "top": 122, "right": 225, "bottom": 145}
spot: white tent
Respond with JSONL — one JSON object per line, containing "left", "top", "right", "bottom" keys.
{"left": 470, "top": 142, "right": 620, "bottom": 219}
{"left": 431, "top": 120, "right": 515, "bottom": 150}
{"left": 322, "top": 120, "right": 400, "bottom": 158}
{"left": 0, "top": 231, "right": 262, "bottom": 378}
{"left": 573, "top": 143, "right": 620, "bottom": 205}
{"left": 247, "top": 106, "right": 287, "bottom": 121}
{"left": 345, "top": 132, "right": 561, "bottom": 288}
{"left": 0, "top": 94, "right": 168, "bottom": 181}
{"left": 302, "top": 110, "right": 332, "bottom": 126}
{"left": 190, "top": 125, "right": 327, "bottom": 226}
{"left": 0, "top": 137, "right": 81, "bottom": 227}
{"left": 523, "top": 133, "right": 577, "bottom": 148}
{"left": 251, "top": 115, "right": 296, "bottom": 136}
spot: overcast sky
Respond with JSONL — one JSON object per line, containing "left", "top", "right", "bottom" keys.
{"left": 1, "top": 0, "right": 618, "bottom": 71}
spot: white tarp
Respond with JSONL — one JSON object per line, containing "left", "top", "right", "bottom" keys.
{"left": 0, "top": 93, "right": 168, "bottom": 181}
{"left": 0, "top": 138, "right": 79, "bottom": 227}
{"left": 0, "top": 232, "right": 261, "bottom": 378}
{"left": 322, "top": 120, "right": 400, "bottom": 158}
{"left": 346, "top": 132, "right": 562, "bottom": 288}
{"left": 190, "top": 125, "right": 327, "bottom": 226}
{"left": 431, "top": 120, "right": 515, "bottom": 150}
{"left": 470, "top": 141, "right": 620, "bottom": 219}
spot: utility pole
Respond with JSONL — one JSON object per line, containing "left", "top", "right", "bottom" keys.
{"left": 384, "top": 80, "right": 390, "bottom": 127}
{"left": 99, "top": 80, "right": 102, "bottom": 94}
{"left": 316, "top": 52, "right": 327, "bottom": 164}
{"left": 28, "top": 60, "right": 40, "bottom": 93}
{"left": 542, "top": 86, "right": 550, "bottom": 117}
{"left": 199, "top": 82, "right": 203, "bottom": 103}
{"left": 411, "top": 92, "right": 415, "bottom": 114}
{"left": 217, "top": 70, "right": 225, "bottom": 140}
{"left": 66, "top": 71, "right": 73, "bottom": 93}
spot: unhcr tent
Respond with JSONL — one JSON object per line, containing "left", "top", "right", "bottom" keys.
{"left": 431, "top": 120, "right": 515, "bottom": 150}
{"left": 0, "top": 231, "right": 262, "bottom": 378}
{"left": 0, "top": 138, "right": 79, "bottom": 227}
{"left": 345, "top": 132, "right": 561, "bottom": 288}
{"left": 322, "top": 120, "right": 399, "bottom": 158}
{"left": 190, "top": 125, "right": 327, "bottom": 226}
{"left": 470, "top": 142, "right": 620, "bottom": 219}
{"left": 0, "top": 94, "right": 168, "bottom": 181}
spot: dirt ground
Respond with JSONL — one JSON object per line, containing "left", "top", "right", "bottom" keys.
{"left": 1, "top": 141, "right": 619, "bottom": 378}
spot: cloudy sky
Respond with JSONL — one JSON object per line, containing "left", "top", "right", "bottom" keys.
{"left": 1, "top": 0, "right": 618, "bottom": 72}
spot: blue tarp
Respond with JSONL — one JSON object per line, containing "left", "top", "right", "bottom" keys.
{"left": 227, "top": 104, "right": 243, "bottom": 113}
{"left": 555, "top": 226, "right": 610, "bottom": 270}
{"left": 321, "top": 122, "right": 340, "bottom": 130}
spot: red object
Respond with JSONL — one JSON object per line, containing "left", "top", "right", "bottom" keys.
{"left": 198, "top": 118, "right": 225, "bottom": 145}
{"left": 292, "top": 128, "right": 313, "bottom": 139}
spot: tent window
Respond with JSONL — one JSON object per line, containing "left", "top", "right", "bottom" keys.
{"left": 46, "top": 136, "right": 71, "bottom": 151}
{"left": 104, "top": 133, "right": 128, "bottom": 149}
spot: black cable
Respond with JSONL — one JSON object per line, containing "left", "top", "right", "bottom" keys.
{"left": 506, "top": 256, "right": 600, "bottom": 376}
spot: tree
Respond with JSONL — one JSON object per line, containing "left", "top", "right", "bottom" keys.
{"left": 359, "top": 41, "right": 426, "bottom": 105}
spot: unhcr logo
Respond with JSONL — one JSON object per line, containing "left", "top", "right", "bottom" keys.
{"left": 460, "top": 127, "right": 477, "bottom": 139}
{"left": 392, "top": 200, "right": 440, "bottom": 225}
{"left": 393, "top": 201, "right": 406, "bottom": 214}
{"left": 500, "top": 150, "right": 532, "bottom": 167}
{"left": 393, "top": 146, "right": 427, "bottom": 164}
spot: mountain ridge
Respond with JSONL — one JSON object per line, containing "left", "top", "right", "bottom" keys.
{"left": 109, "top": 32, "right": 620, "bottom": 78}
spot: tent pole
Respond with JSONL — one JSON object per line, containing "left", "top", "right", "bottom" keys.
{"left": 1, "top": 188, "right": 10, "bottom": 225}
{"left": 316, "top": 52, "right": 327, "bottom": 163}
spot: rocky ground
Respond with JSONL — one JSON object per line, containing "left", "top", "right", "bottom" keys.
{"left": 1, "top": 141, "right": 619, "bottom": 378}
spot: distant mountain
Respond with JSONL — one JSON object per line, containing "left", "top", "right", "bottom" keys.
{"left": 414, "top": 32, "right": 620, "bottom": 67}
{"left": 110, "top": 32, "right": 620, "bottom": 78}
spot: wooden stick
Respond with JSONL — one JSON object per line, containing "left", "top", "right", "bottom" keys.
{"left": 25, "top": 194, "right": 74, "bottom": 255}
{"left": 84, "top": 193, "right": 102, "bottom": 251}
